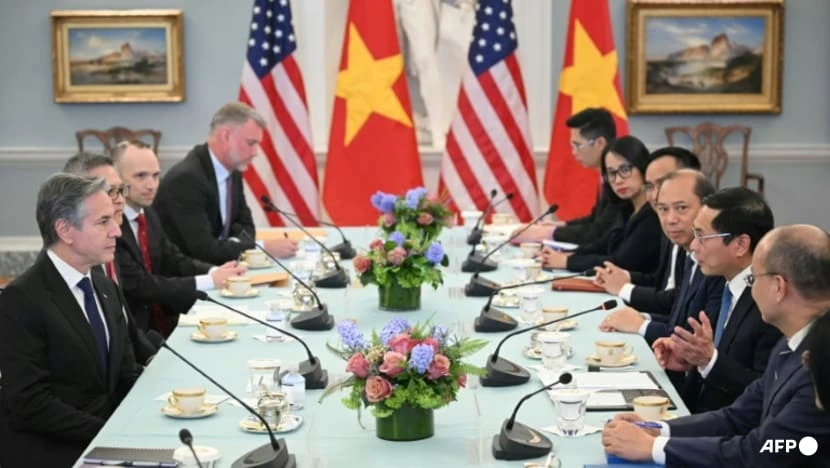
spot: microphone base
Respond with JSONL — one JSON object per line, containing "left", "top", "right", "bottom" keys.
{"left": 290, "top": 305, "right": 334, "bottom": 331}
{"left": 299, "top": 358, "right": 328, "bottom": 390}
{"left": 313, "top": 269, "right": 349, "bottom": 289}
{"left": 481, "top": 356, "right": 530, "bottom": 387}
{"left": 231, "top": 439, "right": 295, "bottom": 468}
{"left": 464, "top": 276, "right": 501, "bottom": 297}
{"left": 492, "top": 420, "right": 552, "bottom": 461}
{"left": 466, "top": 228, "right": 483, "bottom": 246}
{"left": 329, "top": 240, "right": 356, "bottom": 260}
{"left": 474, "top": 308, "right": 518, "bottom": 333}
{"left": 461, "top": 254, "right": 498, "bottom": 273}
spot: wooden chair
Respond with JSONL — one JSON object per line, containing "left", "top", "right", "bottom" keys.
{"left": 665, "top": 122, "right": 765, "bottom": 195}
{"left": 75, "top": 126, "right": 162, "bottom": 154}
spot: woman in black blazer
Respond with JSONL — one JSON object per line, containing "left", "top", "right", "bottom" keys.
{"left": 541, "top": 135, "right": 662, "bottom": 274}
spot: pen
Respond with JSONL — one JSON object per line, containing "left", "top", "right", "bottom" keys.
{"left": 634, "top": 421, "right": 663, "bottom": 429}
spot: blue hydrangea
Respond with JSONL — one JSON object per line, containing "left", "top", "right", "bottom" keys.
{"left": 370, "top": 191, "right": 398, "bottom": 213}
{"left": 388, "top": 231, "right": 406, "bottom": 246}
{"left": 380, "top": 318, "right": 411, "bottom": 345}
{"left": 405, "top": 187, "right": 428, "bottom": 209}
{"left": 408, "top": 343, "right": 435, "bottom": 374}
{"left": 370, "top": 191, "right": 386, "bottom": 212}
{"left": 432, "top": 325, "right": 450, "bottom": 344}
{"left": 337, "top": 321, "right": 367, "bottom": 350}
{"left": 425, "top": 242, "right": 445, "bottom": 265}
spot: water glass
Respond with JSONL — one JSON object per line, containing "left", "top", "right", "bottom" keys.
{"left": 553, "top": 389, "right": 589, "bottom": 436}
{"left": 518, "top": 286, "right": 544, "bottom": 323}
{"left": 538, "top": 332, "right": 567, "bottom": 372}
{"left": 248, "top": 359, "right": 282, "bottom": 398}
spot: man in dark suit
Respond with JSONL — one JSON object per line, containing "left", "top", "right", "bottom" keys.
{"left": 511, "top": 107, "right": 617, "bottom": 245}
{"left": 112, "top": 140, "right": 246, "bottom": 336}
{"left": 64, "top": 151, "right": 158, "bottom": 365}
{"left": 0, "top": 174, "right": 142, "bottom": 467}
{"left": 602, "top": 224, "right": 830, "bottom": 467}
{"left": 153, "top": 102, "right": 298, "bottom": 265}
{"left": 656, "top": 187, "right": 781, "bottom": 412}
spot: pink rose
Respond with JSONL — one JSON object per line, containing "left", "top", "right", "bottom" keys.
{"left": 352, "top": 255, "right": 371, "bottom": 274}
{"left": 387, "top": 333, "right": 411, "bottom": 355}
{"left": 427, "top": 194, "right": 440, "bottom": 203}
{"left": 421, "top": 337, "right": 440, "bottom": 354}
{"left": 345, "top": 352, "right": 370, "bottom": 378}
{"left": 427, "top": 354, "right": 451, "bottom": 380}
{"left": 417, "top": 212, "right": 434, "bottom": 225}
{"left": 457, "top": 374, "right": 467, "bottom": 388}
{"left": 369, "top": 238, "right": 384, "bottom": 251}
{"left": 379, "top": 351, "right": 406, "bottom": 377}
{"left": 365, "top": 376, "right": 393, "bottom": 403}
{"left": 382, "top": 212, "right": 396, "bottom": 227}
{"left": 387, "top": 246, "right": 407, "bottom": 266}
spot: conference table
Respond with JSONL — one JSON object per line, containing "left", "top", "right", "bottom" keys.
{"left": 77, "top": 227, "right": 688, "bottom": 467}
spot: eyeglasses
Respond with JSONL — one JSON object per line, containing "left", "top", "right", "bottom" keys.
{"left": 603, "top": 164, "right": 634, "bottom": 183}
{"left": 745, "top": 271, "right": 780, "bottom": 287}
{"left": 107, "top": 184, "right": 129, "bottom": 199}
{"left": 692, "top": 231, "right": 732, "bottom": 243}
{"left": 570, "top": 139, "right": 595, "bottom": 151}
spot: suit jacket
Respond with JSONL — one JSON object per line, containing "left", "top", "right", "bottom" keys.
{"left": 553, "top": 186, "right": 619, "bottom": 245}
{"left": 154, "top": 143, "right": 256, "bottom": 264}
{"left": 0, "top": 252, "right": 141, "bottom": 468}
{"left": 682, "top": 289, "right": 782, "bottom": 413}
{"left": 565, "top": 203, "right": 663, "bottom": 274}
{"left": 664, "top": 338, "right": 830, "bottom": 467}
{"left": 627, "top": 239, "right": 685, "bottom": 315}
{"left": 117, "top": 206, "right": 213, "bottom": 332}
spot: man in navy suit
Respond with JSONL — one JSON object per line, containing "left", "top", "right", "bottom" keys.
{"left": 602, "top": 224, "right": 830, "bottom": 467}
{"left": 656, "top": 187, "right": 781, "bottom": 412}
{"left": 0, "top": 174, "right": 142, "bottom": 467}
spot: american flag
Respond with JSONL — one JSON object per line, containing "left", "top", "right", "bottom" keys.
{"left": 438, "top": 0, "right": 538, "bottom": 221}
{"left": 238, "top": 0, "right": 320, "bottom": 226}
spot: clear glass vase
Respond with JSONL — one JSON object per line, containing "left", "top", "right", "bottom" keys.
{"left": 377, "top": 283, "right": 421, "bottom": 311}
{"left": 375, "top": 404, "right": 434, "bottom": 441}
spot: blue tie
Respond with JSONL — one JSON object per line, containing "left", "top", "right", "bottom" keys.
{"left": 77, "top": 277, "right": 109, "bottom": 370}
{"left": 713, "top": 284, "right": 733, "bottom": 347}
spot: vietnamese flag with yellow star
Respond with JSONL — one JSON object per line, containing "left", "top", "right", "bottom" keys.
{"left": 543, "top": 0, "right": 629, "bottom": 221}
{"left": 322, "top": 0, "right": 423, "bottom": 225}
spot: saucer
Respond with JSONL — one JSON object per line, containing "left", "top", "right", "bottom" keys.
{"left": 492, "top": 296, "right": 520, "bottom": 308}
{"left": 545, "top": 319, "right": 577, "bottom": 331}
{"left": 220, "top": 288, "right": 260, "bottom": 298}
{"left": 585, "top": 354, "right": 637, "bottom": 368}
{"left": 191, "top": 330, "right": 238, "bottom": 343}
{"left": 242, "top": 260, "right": 273, "bottom": 270}
{"left": 523, "top": 346, "right": 542, "bottom": 360}
{"left": 239, "top": 414, "right": 303, "bottom": 434}
{"left": 161, "top": 403, "right": 218, "bottom": 419}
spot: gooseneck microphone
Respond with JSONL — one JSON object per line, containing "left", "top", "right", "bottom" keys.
{"left": 481, "top": 299, "right": 618, "bottom": 387}
{"left": 178, "top": 429, "right": 204, "bottom": 468}
{"left": 261, "top": 196, "right": 356, "bottom": 260}
{"left": 195, "top": 291, "right": 328, "bottom": 389}
{"left": 260, "top": 196, "right": 348, "bottom": 289}
{"left": 493, "top": 372, "right": 573, "bottom": 460}
{"left": 159, "top": 341, "right": 295, "bottom": 468}
{"left": 240, "top": 231, "right": 334, "bottom": 331}
{"left": 466, "top": 189, "right": 498, "bottom": 246}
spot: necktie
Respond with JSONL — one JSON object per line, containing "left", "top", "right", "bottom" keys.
{"left": 714, "top": 284, "right": 733, "bottom": 346}
{"left": 105, "top": 261, "right": 118, "bottom": 285}
{"left": 136, "top": 213, "right": 172, "bottom": 336}
{"left": 220, "top": 176, "right": 233, "bottom": 240}
{"left": 77, "top": 277, "right": 108, "bottom": 370}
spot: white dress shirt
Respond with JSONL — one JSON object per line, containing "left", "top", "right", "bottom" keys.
{"left": 637, "top": 251, "right": 697, "bottom": 337}
{"left": 208, "top": 149, "right": 231, "bottom": 227}
{"left": 698, "top": 265, "right": 752, "bottom": 378}
{"left": 619, "top": 244, "right": 680, "bottom": 303}
{"left": 46, "top": 249, "right": 110, "bottom": 347}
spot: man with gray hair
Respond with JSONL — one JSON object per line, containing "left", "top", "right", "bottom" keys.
{"left": 0, "top": 174, "right": 141, "bottom": 467}
{"left": 154, "top": 101, "right": 298, "bottom": 264}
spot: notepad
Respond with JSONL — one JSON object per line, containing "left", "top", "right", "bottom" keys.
{"left": 83, "top": 446, "right": 176, "bottom": 467}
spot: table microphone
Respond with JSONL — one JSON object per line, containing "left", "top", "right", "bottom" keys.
{"left": 492, "top": 372, "right": 573, "bottom": 460}
{"left": 481, "top": 299, "right": 618, "bottom": 387}
{"left": 260, "top": 196, "right": 348, "bottom": 289}
{"left": 195, "top": 291, "right": 328, "bottom": 389}
{"left": 178, "top": 429, "right": 204, "bottom": 468}
{"left": 463, "top": 204, "right": 560, "bottom": 297}
{"left": 466, "top": 189, "right": 498, "bottom": 245}
{"left": 475, "top": 271, "right": 593, "bottom": 333}
{"left": 240, "top": 231, "right": 334, "bottom": 331}
{"left": 261, "top": 196, "right": 356, "bottom": 259}
{"left": 159, "top": 340, "right": 295, "bottom": 468}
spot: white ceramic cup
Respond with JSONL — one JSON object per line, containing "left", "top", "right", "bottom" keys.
{"left": 198, "top": 317, "right": 228, "bottom": 339}
{"left": 542, "top": 306, "right": 569, "bottom": 330}
{"left": 226, "top": 276, "right": 252, "bottom": 296}
{"left": 632, "top": 395, "right": 670, "bottom": 420}
{"left": 242, "top": 249, "right": 267, "bottom": 266}
{"left": 595, "top": 340, "right": 634, "bottom": 365}
{"left": 167, "top": 388, "right": 206, "bottom": 415}
{"left": 519, "top": 242, "right": 542, "bottom": 259}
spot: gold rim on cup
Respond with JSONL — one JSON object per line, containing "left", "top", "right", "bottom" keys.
{"left": 172, "top": 388, "right": 206, "bottom": 397}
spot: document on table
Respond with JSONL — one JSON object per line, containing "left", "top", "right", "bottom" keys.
{"left": 570, "top": 372, "right": 659, "bottom": 391}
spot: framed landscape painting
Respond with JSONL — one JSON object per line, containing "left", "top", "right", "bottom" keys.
{"left": 51, "top": 9, "right": 184, "bottom": 103}
{"left": 626, "top": 0, "right": 783, "bottom": 114}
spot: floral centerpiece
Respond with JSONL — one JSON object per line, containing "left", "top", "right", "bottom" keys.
{"left": 322, "top": 318, "right": 487, "bottom": 441}
{"left": 352, "top": 187, "right": 453, "bottom": 311}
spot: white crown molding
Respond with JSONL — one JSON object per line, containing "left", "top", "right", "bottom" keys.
{"left": 1, "top": 144, "right": 828, "bottom": 166}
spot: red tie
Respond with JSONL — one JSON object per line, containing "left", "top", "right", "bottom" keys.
{"left": 136, "top": 213, "right": 172, "bottom": 336}
{"left": 105, "top": 261, "right": 118, "bottom": 285}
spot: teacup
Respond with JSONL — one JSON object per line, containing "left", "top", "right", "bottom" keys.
{"left": 168, "top": 388, "right": 206, "bottom": 414}
{"left": 519, "top": 242, "right": 542, "bottom": 259}
{"left": 633, "top": 395, "right": 670, "bottom": 420}
{"left": 242, "top": 249, "right": 267, "bottom": 266}
{"left": 595, "top": 340, "right": 634, "bottom": 365}
{"left": 542, "top": 306, "right": 569, "bottom": 329}
{"left": 198, "top": 317, "right": 228, "bottom": 339}
{"left": 491, "top": 212, "right": 515, "bottom": 225}
{"left": 226, "top": 275, "right": 252, "bottom": 296}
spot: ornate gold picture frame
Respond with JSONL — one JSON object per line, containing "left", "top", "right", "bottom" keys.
{"left": 626, "top": 0, "right": 783, "bottom": 114}
{"left": 51, "top": 9, "right": 185, "bottom": 103}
